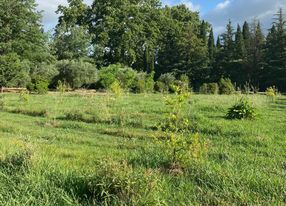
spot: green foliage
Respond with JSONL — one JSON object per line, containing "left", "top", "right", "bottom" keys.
{"left": 109, "top": 81, "right": 122, "bottom": 96}
{"left": 156, "top": 73, "right": 176, "bottom": 93}
{"left": 0, "top": 95, "right": 5, "bottom": 110}
{"left": 0, "top": 0, "right": 53, "bottom": 87}
{"left": 266, "top": 86, "right": 278, "bottom": 98}
{"left": 219, "top": 78, "right": 235, "bottom": 94}
{"left": 27, "top": 78, "right": 49, "bottom": 94}
{"left": 56, "top": 80, "right": 68, "bottom": 95}
{"left": 19, "top": 91, "right": 30, "bottom": 103}
{"left": 227, "top": 97, "right": 256, "bottom": 120}
{"left": 0, "top": 93, "right": 285, "bottom": 205}
{"left": 98, "top": 64, "right": 137, "bottom": 91}
{"left": 200, "top": 83, "right": 219, "bottom": 94}
{"left": 0, "top": 53, "right": 30, "bottom": 87}
{"left": 157, "top": 86, "right": 205, "bottom": 169}
{"left": 53, "top": 60, "right": 98, "bottom": 89}
{"left": 133, "top": 72, "right": 155, "bottom": 93}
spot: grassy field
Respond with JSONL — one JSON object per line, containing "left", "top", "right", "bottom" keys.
{"left": 0, "top": 92, "right": 285, "bottom": 205}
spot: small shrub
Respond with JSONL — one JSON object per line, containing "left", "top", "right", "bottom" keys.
{"left": 133, "top": 72, "right": 154, "bottom": 93}
{"left": 27, "top": 77, "right": 49, "bottom": 94}
{"left": 19, "top": 90, "right": 30, "bottom": 102}
{"left": 226, "top": 98, "right": 256, "bottom": 120}
{"left": 266, "top": 86, "right": 278, "bottom": 100}
{"left": 109, "top": 80, "right": 122, "bottom": 96}
{"left": 155, "top": 81, "right": 166, "bottom": 93}
{"left": 219, "top": 78, "right": 235, "bottom": 94}
{"left": 57, "top": 80, "right": 68, "bottom": 94}
{"left": 157, "top": 85, "right": 206, "bottom": 170}
{"left": 200, "top": 83, "right": 219, "bottom": 94}
{"left": 156, "top": 73, "right": 176, "bottom": 93}
{"left": 98, "top": 64, "right": 136, "bottom": 91}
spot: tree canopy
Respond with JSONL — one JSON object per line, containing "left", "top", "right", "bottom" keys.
{"left": 0, "top": 0, "right": 285, "bottom": 92}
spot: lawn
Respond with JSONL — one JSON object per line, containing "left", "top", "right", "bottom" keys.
{"left": 0, "top": 92, "right": 285, "bottom": 205}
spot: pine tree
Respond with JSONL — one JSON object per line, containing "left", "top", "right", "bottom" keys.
{"left": 235, "top": 24, "right": 246, "bottom": 60}
{"left": 199, "top": 20, "right": 208, "bottom": 44}
{"left": 222, "top": 20, "right": 235, "bottom": 61}
{"left": 208, "top": 28, "right": 215, "bottom": 63}
{"left": 242, "top": 21, "right": 251, "bottom": 56}
{"left": 263, "top": 8, "right": 286, "bottom": 90}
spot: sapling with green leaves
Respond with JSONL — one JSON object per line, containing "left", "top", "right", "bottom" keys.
{"left": 157, "top": 85, "right": 206, "bottom": 170}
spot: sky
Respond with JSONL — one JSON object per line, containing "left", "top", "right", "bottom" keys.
{"left": 36, "top": 0, "right": 286, "bottom": 36}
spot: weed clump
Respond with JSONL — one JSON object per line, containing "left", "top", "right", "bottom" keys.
{"left": 51, "top": 160, "right": 160, "bottom": 205}
{"left": 0, "top": 150, "right": 32, "bottom": 174}
{"left": 0, "top": 94, "right": 5, "bottom": 109}
{"left": 227, "top": 97, "right": 256, "bottom": 120}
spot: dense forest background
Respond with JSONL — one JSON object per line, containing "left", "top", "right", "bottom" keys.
{"left": 0, "top": 0, "right": 285, "bottom": 92}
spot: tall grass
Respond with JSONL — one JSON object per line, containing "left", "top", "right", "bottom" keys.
{"left": 0, "top": 93, "right": 285, "bottom": 205}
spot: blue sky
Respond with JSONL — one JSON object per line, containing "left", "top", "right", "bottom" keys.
{"left": 37, "top": 0, "right": 286, "bottom": 36}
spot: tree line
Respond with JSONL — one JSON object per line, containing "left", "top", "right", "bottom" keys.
{"left": 0, "top": 0, "right": 285, "bottom": 92}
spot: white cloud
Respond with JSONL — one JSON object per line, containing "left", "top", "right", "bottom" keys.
{"left": 182, "top": 1, "right": 200, "bottom": 11}
{"left": 215, "top": 0, "right": 231, "bottom": 10}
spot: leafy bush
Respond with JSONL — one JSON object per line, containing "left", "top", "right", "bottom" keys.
{"left": 98, "top": 64, "right": 136, "bottom": 91}
{"left": 56, "top": 80, "right": 69, "bottom": 94}
{"left": 109, "top": 80, "right": 122, "bottom": 96}
{"left": 52, "top": 60, "right": 98, "bottom": 89}
{"left": 155, "top": 73, "right": 176, "bottom": 93}
{"left": 133, "top": 72, "right": 154, "bottom": 93}
{"left": 27, "top": 77, "right": 49, "bottom": 94}
{"left": 157, "top": 85, "right": 206, "bottom": 170}
{"left": 155, "top": 81, "right": 166, "bottom": 93}
{"left": 219, "top": 78, "right": 235, "bottom": 94}
{"left": 266, "top": 86, "right": 278, "bottom": 98}
{"left": 226, "top": 98, "right": 256, "bottom": 120}
{"left": 19, "top": 90, "right": 30, "bottom": 102}
{"left": 31, "top": 63, "right": 58, "bottom": 83}
{"left": 200, "top": 83, "right": 219, "bottom": 94}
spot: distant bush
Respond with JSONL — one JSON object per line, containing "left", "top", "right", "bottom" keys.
{"left": 200, "top": 83, "right": 219, "bottom": 94}
{"left": 133, "top": 72, "right": 154, "bottom": 93}
{"left": 52, "top": 60, "right": 98, "bottom": 89}
{"left": 98, "top": 64, "right": 136, "bottom": 91}
{"left": 219, "top": 78, "right": 235, "bottom": 94}
{"left": 155, "top": 73, "right": 176, "bottom": 93}
{"left": 155, "top": 81, "right": 166, "bottom": 93}
{"left": 31, "top": 63, "right": 58, "bottom": 84}
{"left": 27, "top": 77, "right": 49, "bottom": 94}
{"left": 226, "top": 98, "right": 256, "bottom": 120}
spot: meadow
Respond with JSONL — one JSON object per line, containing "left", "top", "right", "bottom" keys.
{"left": 0, "top": 92, "right": 285, "bottom": 205}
